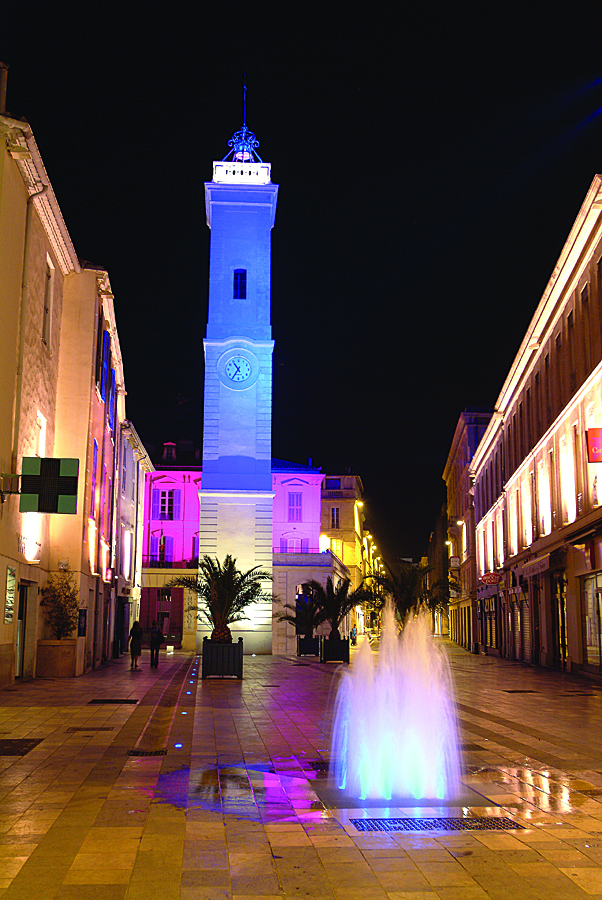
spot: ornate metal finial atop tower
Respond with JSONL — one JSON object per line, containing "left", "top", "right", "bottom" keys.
{"left": 222, "top": 77, "right": 263, "bottom": 163}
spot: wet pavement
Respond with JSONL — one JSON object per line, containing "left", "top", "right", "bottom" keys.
{"left": 3, "top": 639, "right": 602, "bottom": 898}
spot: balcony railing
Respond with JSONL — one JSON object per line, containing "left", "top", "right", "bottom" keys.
{"left": 142, "top": 557, "right": 198, "bottom": 569}
{"left": 321, "top": 490, "right": 356, "bottom": 499}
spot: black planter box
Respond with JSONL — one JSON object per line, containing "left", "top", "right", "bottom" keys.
{"left": 201, "top": 637, "right": 243, "bottom": 678}
{"left": 297, "top": 636, "right": 319, "bottom": 656}
{"left": 319, "top": 637, "right": 349, "bottom": 664}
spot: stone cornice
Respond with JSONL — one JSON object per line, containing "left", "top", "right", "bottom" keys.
{"left": 0, "top": 115, "right": 80, "bottom": 276}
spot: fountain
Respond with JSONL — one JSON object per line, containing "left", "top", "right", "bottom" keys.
{"left": 329, "top": 603, "right": 462, "bottom": 802}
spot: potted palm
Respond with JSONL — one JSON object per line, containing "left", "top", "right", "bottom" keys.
{"left": 306, "top": 577, "right": 359, "bottom": 664}
{"left": 275, "top": 589, "right": 324, "bottom": 656}
{"left": 169, "top": 554, "right": 271, "bottom": 678}
{"left": 37, "top": 564, "right": 80, "bottom": 677}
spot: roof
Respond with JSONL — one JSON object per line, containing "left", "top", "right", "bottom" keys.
{"left": 271, "top": 458, "right": 322, "bottom": 472}
{"left": 147, "top": 445, "right": 322, "bottom": 474}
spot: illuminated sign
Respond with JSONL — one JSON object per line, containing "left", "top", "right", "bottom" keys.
{"left": 481, "top": 572, "right": 502, "bottom": 585}
{"left": 587, "top": 429, "right": 602, "bottom": 463}
{"left": 20, "top": 458, "right": 79, "bottom": 513}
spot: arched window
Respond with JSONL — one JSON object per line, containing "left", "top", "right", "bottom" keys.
{"left": 233, "top": 268, "right": 247, "bottom": 299}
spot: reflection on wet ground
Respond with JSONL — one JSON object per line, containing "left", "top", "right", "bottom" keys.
{"left": 7, "top": 644, "right": 602, "bottom": 897}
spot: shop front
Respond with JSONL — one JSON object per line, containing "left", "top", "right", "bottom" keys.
{"left": 476, "top": 587, "right": 501, "bottom": 655}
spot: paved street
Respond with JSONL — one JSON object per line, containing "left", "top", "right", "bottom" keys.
{"left": 3, "top": 640, "right": 602, "bottom": 899}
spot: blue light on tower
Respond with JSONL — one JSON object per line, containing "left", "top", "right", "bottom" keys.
{"left": 198, "top": 115, "right": 278, "bottom": 655}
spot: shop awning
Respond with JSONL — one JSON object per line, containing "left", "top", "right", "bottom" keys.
{"left": 522, "top": 554, "right": 550, "bottom": 576}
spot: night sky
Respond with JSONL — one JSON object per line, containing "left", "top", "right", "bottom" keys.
{"left": 3, "top": 7, "right": 602, "bottom": 567}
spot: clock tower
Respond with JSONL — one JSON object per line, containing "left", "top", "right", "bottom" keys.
{"left": 199, "top": 123, "right": 278, "bottom": 654}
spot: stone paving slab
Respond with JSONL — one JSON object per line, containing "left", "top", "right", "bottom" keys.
{"left": 3, "top": 641, "right": 602, "bottom": 897}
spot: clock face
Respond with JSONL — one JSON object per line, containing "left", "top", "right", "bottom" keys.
{"left": 225, "top": 356, "right": 252, "bottom": 382}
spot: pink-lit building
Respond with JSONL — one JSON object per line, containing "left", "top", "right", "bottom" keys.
{"left": 140, "top": 443, "right": 350, "bottom": 652}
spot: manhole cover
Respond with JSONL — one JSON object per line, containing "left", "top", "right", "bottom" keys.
{"left": 88, "top": 699, "right": 138, "bottom": 704}
{"left": 127, "top": 749, "right": 167, "bottom": 757}
{"left": 350, "top": 816, "right": 524, "bottom": 832}
{"left": 0, "top": 739, "right": 42, "bottom": 756}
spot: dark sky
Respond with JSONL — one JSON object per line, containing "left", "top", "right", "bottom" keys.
{"left": 3, "top": 6, "right": 602, "bottom": 566}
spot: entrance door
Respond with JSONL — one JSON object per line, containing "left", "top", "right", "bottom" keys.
{"left": 15, "top": 584, "right": 28, "bottom": 678}
{"left": 512, "top": 600, "right": 521, "bottom": 660}
{"left": 581, "top": 573, "right": 602, "bottom": 671}
{"left": 521, "top": 594, "right": 531, "bottom": 663}
{"left": 531, "top": 576, "right": 541, "bottom": 666}
{"left": 552, "top": 573, "right": 568, "bottom": 670}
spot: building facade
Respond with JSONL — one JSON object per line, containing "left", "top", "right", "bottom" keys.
{"left": 139, "top": 444, "right": 354, "bottom": 655}
{"left": 0, "top": 105, "right": 148, "bottom": 686}
{"left": 443, "top": 410, "right": 493, "bottom": 652}
{"left": 320, "top": 473, "right": 370, "bottom": 589}
{"left": 470, "top": 174, "right": 602, "bottom": 674}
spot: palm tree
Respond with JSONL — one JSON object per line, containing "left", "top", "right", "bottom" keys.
{"left": 369, "top": 560, "right": 432, "bottom": 621}
{"left": 422, "top": 574, "right": 461, "bottom": 632}
{"left": 168, "top": 554, "right": 272, "bottom": 643}
{"left": 307, "top": 576, "right": 359, "bottom": 640}
{"left": 275, "top": 591, "right": 325, "bottom": 640}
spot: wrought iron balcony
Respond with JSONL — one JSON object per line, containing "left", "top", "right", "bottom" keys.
{"left": 142, "top": 557, "right": 198, "bottom": 570}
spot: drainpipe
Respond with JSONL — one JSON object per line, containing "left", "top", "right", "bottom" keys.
{"left": 0, "top": 63, "right": 8, "bottom": 116}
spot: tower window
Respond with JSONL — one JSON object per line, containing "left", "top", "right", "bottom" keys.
{"left": 233, "top": 268, "right": 247, "bottom": 299}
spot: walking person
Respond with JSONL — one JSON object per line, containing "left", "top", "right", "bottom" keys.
{"left": 149, "top": 620, "right": 164, "bottom": 668}
{"left": 127, "top": 621, "right": 143, "bottom": 669}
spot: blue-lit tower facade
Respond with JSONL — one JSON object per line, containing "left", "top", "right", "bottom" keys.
{"left": 199, "top": 125, "right": 278, "bottom": 653}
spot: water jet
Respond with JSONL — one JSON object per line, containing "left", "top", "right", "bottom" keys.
{"left": 327, "top": 604, "right": 465, "bottom": 804}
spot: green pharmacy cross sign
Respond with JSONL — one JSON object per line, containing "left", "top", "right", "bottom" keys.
{"left": 19, "top": 458, "right": 79, "bottom": 514}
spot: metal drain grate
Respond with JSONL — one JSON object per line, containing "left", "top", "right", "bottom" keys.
{"left": 350, "top": 816, "right": 524, "bottom": 833}
{"left": 308, "top": 759, "right": 329, "bottom": 773}
{"left": 66, "top": 727, "right": 115, "bottom": 732}
{"left": 89, "top": 699, "right": 138, "bottom": 704}
{"left": 127, "top": 749, "right": 167, "bottom": 757}
{"left": 503, "top": 689, "right": 538, "bottom": 693}
{"left": 459, "top": 743, "right": 483, "bottom": 751}
{"left": 0, "top": 739, "right": 42, "bottom": 756}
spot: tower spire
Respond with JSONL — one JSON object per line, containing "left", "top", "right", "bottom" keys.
{"left": 222, "top": 76, "right": 262, "bottom": 163}
{"left": 243, "top": 73, "right": 247, "bottom": 127}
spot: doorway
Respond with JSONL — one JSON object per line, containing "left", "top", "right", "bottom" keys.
{"left": 552, "top": 572, "right": 568, "bottom": 670}
{"left": 15, "top": 583, "right": 28, "bottom": 678}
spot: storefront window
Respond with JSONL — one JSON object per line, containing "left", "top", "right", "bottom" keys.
{"left": 582, "top": 573, "right": 602, "bottom": 667}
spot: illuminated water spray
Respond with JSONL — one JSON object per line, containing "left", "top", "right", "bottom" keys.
{"left": 330, "top": 604, "right": 461, "bottom": 801}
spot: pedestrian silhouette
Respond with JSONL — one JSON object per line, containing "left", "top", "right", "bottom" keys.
{"left": 149, "top": 620, "right": 164, "bottom": 668}
{"left": 128, "top": 621, "right": 143, "bottom": 669}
